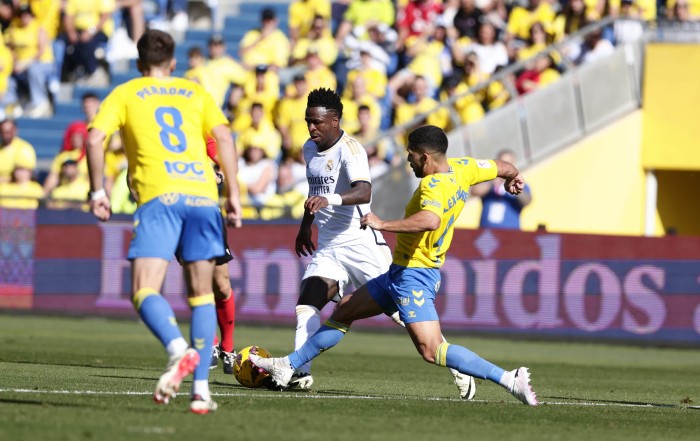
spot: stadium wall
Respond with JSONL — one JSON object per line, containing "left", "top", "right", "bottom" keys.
{"left": 1, "top": 208, "right": 699, "bottom": 346}
{"left": 455, "top": 110, "right": 664, "bottom": 236}
{"left": 642, "top": 43, "right": 700, "bottom": 171}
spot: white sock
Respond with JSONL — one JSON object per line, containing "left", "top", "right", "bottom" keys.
{"left": 295, "top": 305, "right": 320, "bottom": 374}
{"left": 192, "top": 380, "right": 210, "bottom": 401}
{"left": 389, "top": 311, "right": 405, "bottom": 327}
{"left": 499, "top": 369, "right": 515, "bottom": 390}
{"left": 166, "top": 337, "right": 188, "bottom": 359}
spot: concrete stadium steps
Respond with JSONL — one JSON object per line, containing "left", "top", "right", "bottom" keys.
{"left": 20, "top": 129, "right": 65, "bottom": 159}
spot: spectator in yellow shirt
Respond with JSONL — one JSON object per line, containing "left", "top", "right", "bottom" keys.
{"left": 28, "top": 0, "right": 62, "bottom": 40}
{"left": 184, "top": 46, "right": 207, "bottom": 85}
{"left": 394, "top": 75, "right": 449, "bottom": 130}
{"left": 344, "top": 49, "right": 387, "bottom": 100}
{"left": 303, "top": 48, "right": 337, "bottom": 91}
{"left": 335, "top": 0, "right": 396, "bottom": 45}
{"left": 441, "top": 74, "right": 485, "bottom": 128}
{"left": 202, "top": 34, "right": 247, "bottom": 109}
{"left": 0, "top": 119, "right": 36, "bottom": 183}
{"left": 291, "top": 15, "right": 337, "bottom": 67}
{"left": 47, "top": 159, "right": 90, "bottom": 211}
{"left": 237, "top": 102, "right": 283, "bottom": 161}
{"left": 0, "top": 146, "right": 43, "bottom": 209}
{"left": 276, "top": 74, "right": 310, "bottom": 157}
{"left": 506, "top": 0, "right": 556, "bottom": 47}
{"left": 239, "top": 8, "right": 291, "bottom": 70}
{"left": 231, "top": 64, "right": 280, "bottom": 133}
{"left": 288, "top": 0, "right": 331, "bottom": 46}
{"left": 5, "top": 5, "right": 56, "bottom": 118}
{"left": 341, "top": 75, "right": 382, "bottom": 134}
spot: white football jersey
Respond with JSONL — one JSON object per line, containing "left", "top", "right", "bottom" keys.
{"left": 303, "top": 131, "right": 386, "bottom": 248}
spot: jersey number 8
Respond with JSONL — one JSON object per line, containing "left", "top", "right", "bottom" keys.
{"left": 155, "top": 106, "right": 187, "bottom": 153}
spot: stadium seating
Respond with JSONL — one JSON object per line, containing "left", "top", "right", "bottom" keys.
{"left": 21, "top": 1, "right": 289, "bottom": 165}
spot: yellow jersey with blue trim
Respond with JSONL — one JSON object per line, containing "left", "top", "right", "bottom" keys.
{"left": 90, "top": 76, "right": 228, "bottom": 205}
{"left": 393, "top": 157, "right": 498, "bottom": 269}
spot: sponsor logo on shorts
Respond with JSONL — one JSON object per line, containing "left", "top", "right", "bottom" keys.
{"left": 435, "top": 281, "right": 441, "bottom": 292}
{"left": 408, "top": 311, "right": 416, "bottom": 318}
{"left": 184, "top": 196, "right": 217, "bottom": 207}
{"left": 159, "top": 193, "right": 180, "bottom": 205}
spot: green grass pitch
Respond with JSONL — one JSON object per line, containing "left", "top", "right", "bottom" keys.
{"left": 1, "top": 315, "right": 698, "bottom": 441}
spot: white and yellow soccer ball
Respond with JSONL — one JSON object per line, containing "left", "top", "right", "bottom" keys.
{"left": 233, "top": 345, "right": 272, "bottom": 388}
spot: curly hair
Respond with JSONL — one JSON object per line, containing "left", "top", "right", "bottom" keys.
{"left": 307, "top": 87, "right": 343, "bottom": 119}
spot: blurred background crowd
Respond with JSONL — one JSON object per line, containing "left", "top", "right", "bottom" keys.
{"left": 0, "top": 0, "right": 685, "bottom": 220}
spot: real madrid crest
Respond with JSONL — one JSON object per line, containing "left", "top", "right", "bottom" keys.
{"left": 325, "top": 159, "right": 333, "bottom": 172}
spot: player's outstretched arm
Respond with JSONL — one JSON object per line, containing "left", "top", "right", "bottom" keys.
{"left": 86, "top": 128, "right": 111, "bottom": 222}
{"left": 212, "top": 125, "right": 242, "bottom": 228}
{"left": 494, "top": 159, "right": 526, "bottom": 196}
{"left": 361, "top": 210, "right": 440, "bottom": 233}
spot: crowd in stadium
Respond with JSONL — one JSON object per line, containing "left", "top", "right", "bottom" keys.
{"left": 0, "top": 0, "right": 689, "bottom": 218}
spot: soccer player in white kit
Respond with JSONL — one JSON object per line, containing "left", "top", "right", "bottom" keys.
{"left": 289, "top": 88, "right": 476, "bottom": 399}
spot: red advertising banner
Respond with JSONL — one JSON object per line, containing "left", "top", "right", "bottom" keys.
{"left": 2, "top": 208, "right": 699, "bottom": 345}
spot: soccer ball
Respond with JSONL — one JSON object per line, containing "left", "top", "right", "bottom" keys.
{"left": 233, "top": 345, "right": 272, "bottom": 388}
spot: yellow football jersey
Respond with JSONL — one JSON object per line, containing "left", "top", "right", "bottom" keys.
{"left": 90, "top": 76, "right": 228, "bottom": 205}
{"left": 393, "top": 158, "right": 497, "bottom": 268}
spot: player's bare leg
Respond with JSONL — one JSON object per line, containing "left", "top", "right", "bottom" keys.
{"left": 387, "top": 311, "right": 475, "bottom": 399}
{"left": 290, "top": 276, "right": 340, "bottom": 389}
{"left": 404, "top": 321, "right": 537, "bottom": 406}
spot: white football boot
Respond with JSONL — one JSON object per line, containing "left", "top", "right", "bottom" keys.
{"left": 450, "top": 369, "right": 476, "bottom": 400}
{"left": 190, "top": 394, "right": 218, "bottom": 415}
{"left": 288, "top": 371, "right": 314, "bottom": 390}
{"left": 507, "top": 367, "right": 538, "bottom": 406}
{"left": 249, "top": 354, "right": 295, "bottom": 389}
{"left": 154, "top": 348, "right": 199, "bottom": 404}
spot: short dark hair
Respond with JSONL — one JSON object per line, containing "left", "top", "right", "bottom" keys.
{"left": 307, "top": 88, "right": 343, "bottom": 119}
{"left": 81, "top": 92, "right": 99, "bottom": 101}
{"left": 188, "top": 47, "right": 203, "bottom": 58}
{"left": 407, "top": 125, "right": 448, "bottom": 155}
{"left": 137, "top": 29, "right": 175, "bottom": 69}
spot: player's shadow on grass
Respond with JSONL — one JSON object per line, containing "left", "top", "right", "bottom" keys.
{"left": 0, "top": 397, "right": 92, "bottom": 408}
{"left": 546, "top": 395, "right": 681, "bottom": 408}
{"left": 92, "top": 373, "right": 160, "bottom": 382}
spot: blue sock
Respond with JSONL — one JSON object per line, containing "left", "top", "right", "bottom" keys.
{"left": 441, "top": 343, "right": 505, "bottom": 383}
{"left": 189, "top": 295, "right": 216, "bottom": 381}
{"left": 134, "top": 289, "right": 183, "bottom": 348}
{"left": 289, "top": 321, "right": 349, "bottom": 370}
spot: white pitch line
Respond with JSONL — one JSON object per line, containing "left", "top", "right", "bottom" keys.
{"left": 0, "top": 388, "right": 690, "bottom": 409}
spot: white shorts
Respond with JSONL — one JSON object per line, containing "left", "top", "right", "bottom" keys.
{"left": 302, "top": 240, "right": 392, "bottom": 302}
